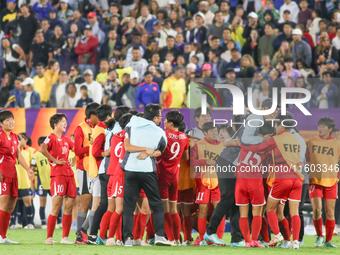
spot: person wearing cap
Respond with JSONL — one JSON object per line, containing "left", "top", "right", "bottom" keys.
{"left": 124, "top": 46, "right": 148, "bottom": 82}
{"left": 75, "top": 24, "right": 99, "bottom": 75}
{"left": 160, "top": 65, "right": 186, "bottom": 109}
{"left": 87, "top": 12, "right": 105, "bottom": 46}
{"left": 291, "top": 28, "right": 312, "bottom": 66}
{"left": 19, "top": 78, "right": 41, "bottom": 108}
{"left": 60, "top": 33, "right": 78, "bottom": 72}
{"left": 277, "top": 10, "right": 296, "bottom": 33}
{"left": 0, "top": 0, "right": 17, "bottom": 30}
{"left": 242, "top": 12, "right": 264, "bottom": 39}
{"left": 278, "top": 0, "right": 299, "bottom": 23}
{"left": 48, "top": 7, "right": 65, "bottom": 31}
{"left": 77, "top": 69, "right": 102, "bottom": 104}
{"left": 6, "top": 77, "right": 24, "bottom": 108}
{"left": 193, "top": 12, "right": 208, "bottom": 45}
{"left": 135, "top": 71, "right": 160, "bottom": 108}
{"left": 198, "top": 1, "right": 214, "bottom": 26}
{"left": 325, "top": 59, "right": 340, "bottom": 78}
{"left": 18, "top": 4, "right": 39, "bottom": 58}
{"left": 65, "top": 9, "right": 89, "bottom": 34}
{"left": 58, "top": 0, "right": 73, "bottom": 23}
{"left": 116, "top": 71, "right": 140, "bottom": 108}
{"left": 156, "top": 19, "right": 177, "bottom": 48}
{"left": 31, "top": 0, "right": 53, "bottom": 20}
{"left": 272, "top": 22, "right": 309, "bottom": 50}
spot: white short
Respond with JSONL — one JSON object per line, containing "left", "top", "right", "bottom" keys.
{"left": 89, "top": 176, "right": 101, "bottom": 197}
{"left": 77, "top": 169, "right": 90, "bottom": 195}
{"left": 122, "top": 3, "right": 135, "bottom": 17}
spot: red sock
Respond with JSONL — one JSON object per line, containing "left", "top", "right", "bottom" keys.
{"left": 164, "top": 212, "right": 174, "bottom": 241}
{"left": 116, "top": 217, "right": 122, "bottom": 241}
{"left": 260, "top": 217, "right": 270, "bottom": 242}
{"left": 197, "top": 217, "right": 206, "bottom": 241}
{"left": 62, "top": 214, "right": 72, "bottom": 238}
{"left": 99, "top": 211, "right": 112, "bottom": 239}
{"left": 132, "top": 214, "right": 138, "bottom": 238}
{"left": 279, "top": 218, "right": 290, "bottom": 241}
{"left": 181, "top": 220, "right": 186, "bottom": 240}
{"left": 146, "top": 214, "right": 155, "bottom": 240}
{"left": 184, "top": 216, "right": 192, "bottom": 242}
{"left": 3, "top": 212, "right": 11, "bottom": 238}
{"left": 138, "top": 213, "right": 148, "bottom": 240}
{"left": 47, "top": 215, "right": 58, "bottom": 238}
{"left": 0, "top": 210, "right": 7, "bottom": 237}
{"left": 313, "top": 218, "right": 323, "bottom": 237}
{"left": 267, "top": 211, "right": 280, "bottom": 235}
{"left": 108, "top": 212, "right": 121, "bottom": 239}
{"left": 171, "top": 213, "right": 181, "bottom": 240}
{"left": 239, "top": 217, "right": 250, "bottom": 243}
{"left": 291, "top": 215, "right": 300, "bottom": 241}
{"left": 217, "top": 217, "right": 225, "bottom": 239}
{"left": 251, "top": 216, "right": 262, "bottom": 241}
{"left": 325, "top": 219, "right": 335, "bottom": 242}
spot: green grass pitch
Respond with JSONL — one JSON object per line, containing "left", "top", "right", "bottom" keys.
{"left": 1, "top": 229, "right": 340, "bottom": 255}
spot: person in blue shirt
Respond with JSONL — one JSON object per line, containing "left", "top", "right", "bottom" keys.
{"left": 76, "top": 85, "right": 94, "bottom": 108}
{"left": 135, "top": 71, "right": 160, "bottom": 108}
{"left": 7, "top": 77, "right": 24, "bottom": 108}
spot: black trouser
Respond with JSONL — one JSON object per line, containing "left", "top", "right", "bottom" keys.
{"left": 206, "top": 168, "right": 242, "bottom": 243}
{"left": 283, "top": 183, "right": 309, "bottom": 241}
{"left": 123, "top": 171, "right": 165, "bottom": 241}
{"left": 89, "top": 173, "right": 109, "bottom": 236}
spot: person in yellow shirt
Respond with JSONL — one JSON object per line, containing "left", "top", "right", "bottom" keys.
{"left": 160, "top": 65, "right": 187, "bottom": 109}
{"left": 33, "top": 63, "right": 47, "bottom": 106}
{"left": 43, "top": 59, "right": 59, "bottom": 105}
{"left": 229, "top": 16, "right": 246, "bottom": 47}
{"left": 95, "top": 59, "right": 109, "bottom": 86}
{"left": 115, "top": 55, "right": 133, "bottom": 85}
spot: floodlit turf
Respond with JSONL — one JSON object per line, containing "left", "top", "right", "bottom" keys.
{"left": 1, "top": 229, "right": 340, "bottom": 255}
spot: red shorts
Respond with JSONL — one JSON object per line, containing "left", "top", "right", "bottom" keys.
{"left": 0, "top": 177, "right": 18, "bottom": 199}
{"left": 139, "top": 189, "right": 146, "bottom": 198}
{"left": 269, "top": 178, "right": 302, "bottom": 202}
{"left": 178, "top": 188, "right": 195, "bottom": 204}
{"left": 267, "top": 184, "right": 286, "bottom": 205}
{"left": 158, "top": 175, "right": 178, "bottom": 202}
{"left": 50, "top": 176, "right": 77, "bottom": 198}
{"left": 235, "top": 178, "right": 266, "bottom": 206}
{"left": 195, "top": 179, "right": 220, "bottom": 204}
{"left": 108, "top": 175, "right": 124, "bottom": 198}
{"left": 309, "top": 184, "right": 338, "bottom": 200}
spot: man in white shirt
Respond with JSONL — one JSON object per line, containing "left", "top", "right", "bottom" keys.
{"left": 198, "top": 1, "right": 214, "bottom": 26}
{"left": 156, "top": 20, "right": 177, "bottom": 48}
{"left": 332, "top": 26, "right": 340, "bottom": 50}
{"left": 77, "top": 69, "right": 103, "bottom": 104}
{"left": 278, "top": 0, "right": 299, "bottom": 23}
{"left": 125, "top": 47, "right": 148, "bottom": 82}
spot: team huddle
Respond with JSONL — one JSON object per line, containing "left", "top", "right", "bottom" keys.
{"left": 0, "top": 100, "right": 339, "bottom": 249}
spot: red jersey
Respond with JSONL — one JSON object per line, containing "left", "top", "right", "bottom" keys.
{"left": 107, "top": 130, "right": 125, "bottom": 176}
{"left": 157, "top": 130, "right": 189, "bottom": 178}
{"left": 0, "top": 130, "right": 19, "bottom": 178}
{"left": 236, "top": 145, "right": 268, "bottom": 179}
{"left": 44, "top": 133, "right": 74, "bottom": 177}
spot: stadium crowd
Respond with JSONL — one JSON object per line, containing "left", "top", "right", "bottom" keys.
{"left": 1, "top": 0, "right": 340, "bottom": 109}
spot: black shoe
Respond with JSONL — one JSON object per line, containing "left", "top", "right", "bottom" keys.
{"left": 87, "top": 235, "right": 97, "bottom": 245}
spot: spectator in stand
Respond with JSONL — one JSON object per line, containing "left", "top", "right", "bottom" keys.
{"left": 272, "top": 41, "right": 292, "bottom": 66}
{"left": 75, "top": 24, "right": 99, "bottom": 74}
{"left": 69, "top": 65, "right": 85, "bottom": 85}
{"left": 6, "top": 77, "right": 23, "bottom": 108}
{"left": 99, "top": 29, "right": 122, "bottom": 61}
{"left": 87, "top": 12, "right": 105, "bottom": 46}
{"left": 241, "top": 29, "right": 259, "bottom": 66}
{"left": 31, "top": 0, "right": 52, "bottom": 20}
{"left": 298, "top": 0, "right": 312, "bottom": 27}
{"left": 240, "top": 54, "right": 256, "bottom": 89}
{"left": 136, "top": 71, "right": 160, "bottom": 108}
{"left": 225, "top": 48, "right": 242, "bottom": 77}
{"left": 309, "top": 9, "right": 322, "bottom": 45}
{"left": 58, "top": 82, "right": 79, "bottom": 108}
{"left": 315, "top": 71, "right": 338, "bottom": 109}
{"left": 220, "top": 28, "right": 242, "bottom": 53}
{"left": 193, "top": 12, "right": 208, "bottom": 45}
{"left": 291, "top": 28, "right": 312, "bottom": 67}
{"left": 257, "top": 55, "right": 272, "bottom": 77}
{"left": 125, "top": 47, "right": 148, "bottom": 82}
{"left": 96, "top": 59, "right": 109, "bottom": 86}
{"left": 33, "top": 63, "right": 46, "bottom": 104}
{"left": 328, "top": 22, "right": 337, "bottom": 42}
{"left": 68, "top": 23, "right": 82, "bottom": 42}
{"left": 296, "top": 24, "right": 315, "bottom": 51}
{"left": 207, "top": 11, "right": 230, "bottom": 39}
{"left": 65, "top": 9, "right": 89, "bottom": 34}
{"left": 272, "top": 22, "right": 294, "bottom": 50}
{"left": 136, "top": 5, "right": 158, "bottom": 34}
{"left": 0, "top": 0, "right": 17, "bottom": 31}
{"left": 219, "top": 68, "right": 244, "bottom": 106}
{"left": 170, "top": 10, "right": 185, "bottom": 31}
{"left": 50, "top": 25, "right": 66, "bottom": 60}
{"left": 48, "top": 8, "right": 65, "bottom": 31}
{"left": 242, "top": 12, "right": 264, "bottom": 39}
{"left": 2, "top": 37, "right": 25, "bottom": 76}
{"left": 58, "top": 0, "right": 73, "bottom": 24}
{"left": 198, "top": 1, "right": 214, "bottom": 26}
{"left": 160, "top": 65, "right": 186, "bottom": 109}
{"left": 278, "top": 0, "right": 299, "bottom": 23}
{"left": 326, "top": 59, "right": 340, "bottom": 78}
{"left": 42, "top": 59, "right": 60, "bottom": 105}
{"left": 147, "top": 64, "right": 164, "bottom": 89}
{"left": 316, "top": 35, "right": 339, "bottom": 66}
{"left": 77, "top": 69, "right": 102, "bottom": 104}
{"left": 48, "top": 69, "right": 69, "bottom": 107}
{"left": 289, "top": 77, "right": 310, "bottom": 109}
{"left": 126, "top": 32, "right": 147, "bottom": 61}
{"left": 257, "top": 0, "right": 280, "bottom": 26}
{"left": 29, "top": 29, "right": 53, "bottom": 77}
{"left": 41, "top": 19, "right": 54, "bottom": 42}
{"left": 208, "top": 49, "right": 227, "bottom": 78}
{"left": 229, "top": 16, "right": 246, "bottom": 47}
{"left": 143, "top": 39, "right": 159, "bottom": 63}
{"left": 116, "top": 71, "right": 140, "bottom": 108}
{"left": 60, "top": 33, "right": 78, "bottom": 72}
{"left": 19, "top": 77, "right": 41, "bottom": 108}
{"left": 315, "top": 20, "right": 328, "bottom": 44}
{"left": 220, "top": 0, "right": 234, "bottom": 24}
{"left": 189, "top": 43, "right": 205, "bottom": 67}
{"left": 277, "top": 10, "right": 296, "bottom": 33}
{"left": 204, "top": 36, "right": 224, "bottom": 58}
{"left": 281, "top": 56, "right": 301, "bottom": 88}
{"left": 331, "top": 26, "right": 340, "bottom": 50}
{"left": 258, "top": 23, "right": 276, "bottom": 62}
{"left": 75, "top": 85, "right": 93, "bottom": 108}
{"left": 269, "top": 68, "right": 285, "bottom": 105}
{"left": 159, "top": 36, "right": 181, "bottom": 62}
{"left": 221, "top": 40, "right": 236, "bottom": 62}
{"left": 18, "top": 4, "right": 39, "bottom": 64}
{"left": 102, "top": 69, "right": 120, "bottom": 107}
{"left": 183, "top": 17, "right": 196, "bottom": 44}
{"left": 208, "top": 0, "right": 219, "bottom": 14}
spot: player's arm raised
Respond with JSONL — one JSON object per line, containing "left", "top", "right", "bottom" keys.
{"left": 39, "top": 143, "right": 66, "bottom": 165}
{"left": 17, "top": 145, "right": 34, "bottom": 181}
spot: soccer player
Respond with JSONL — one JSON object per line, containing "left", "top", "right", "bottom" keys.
{"left": 74, "top": 102, "right": 99, "bottom": 243}
{"left": 187, "top": 107, "right": 211, "bottom": 140}
{"left": 244, "top": 115, "right": 304, "bottom": 249}
{"left": 235, "top": 122, "right": 275, "bottom": 247}
{"left": 40, "top": 113, "right": 76, "bottom": 244}
{"left": 0, "top": 110, "right": 34, "bottom": 243}
{"left": 190, "top": 121, "right": 225, "bottom": 246}
{"left": 157, "top": 110, "right": 189, "bottom": 246}
{"left": 307, "top": 117, "right": 340, "bottom": 248}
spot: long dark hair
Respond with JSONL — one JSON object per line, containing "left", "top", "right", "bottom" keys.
{"left": 1, "top": 37, "right": 12, "bottom": 56}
